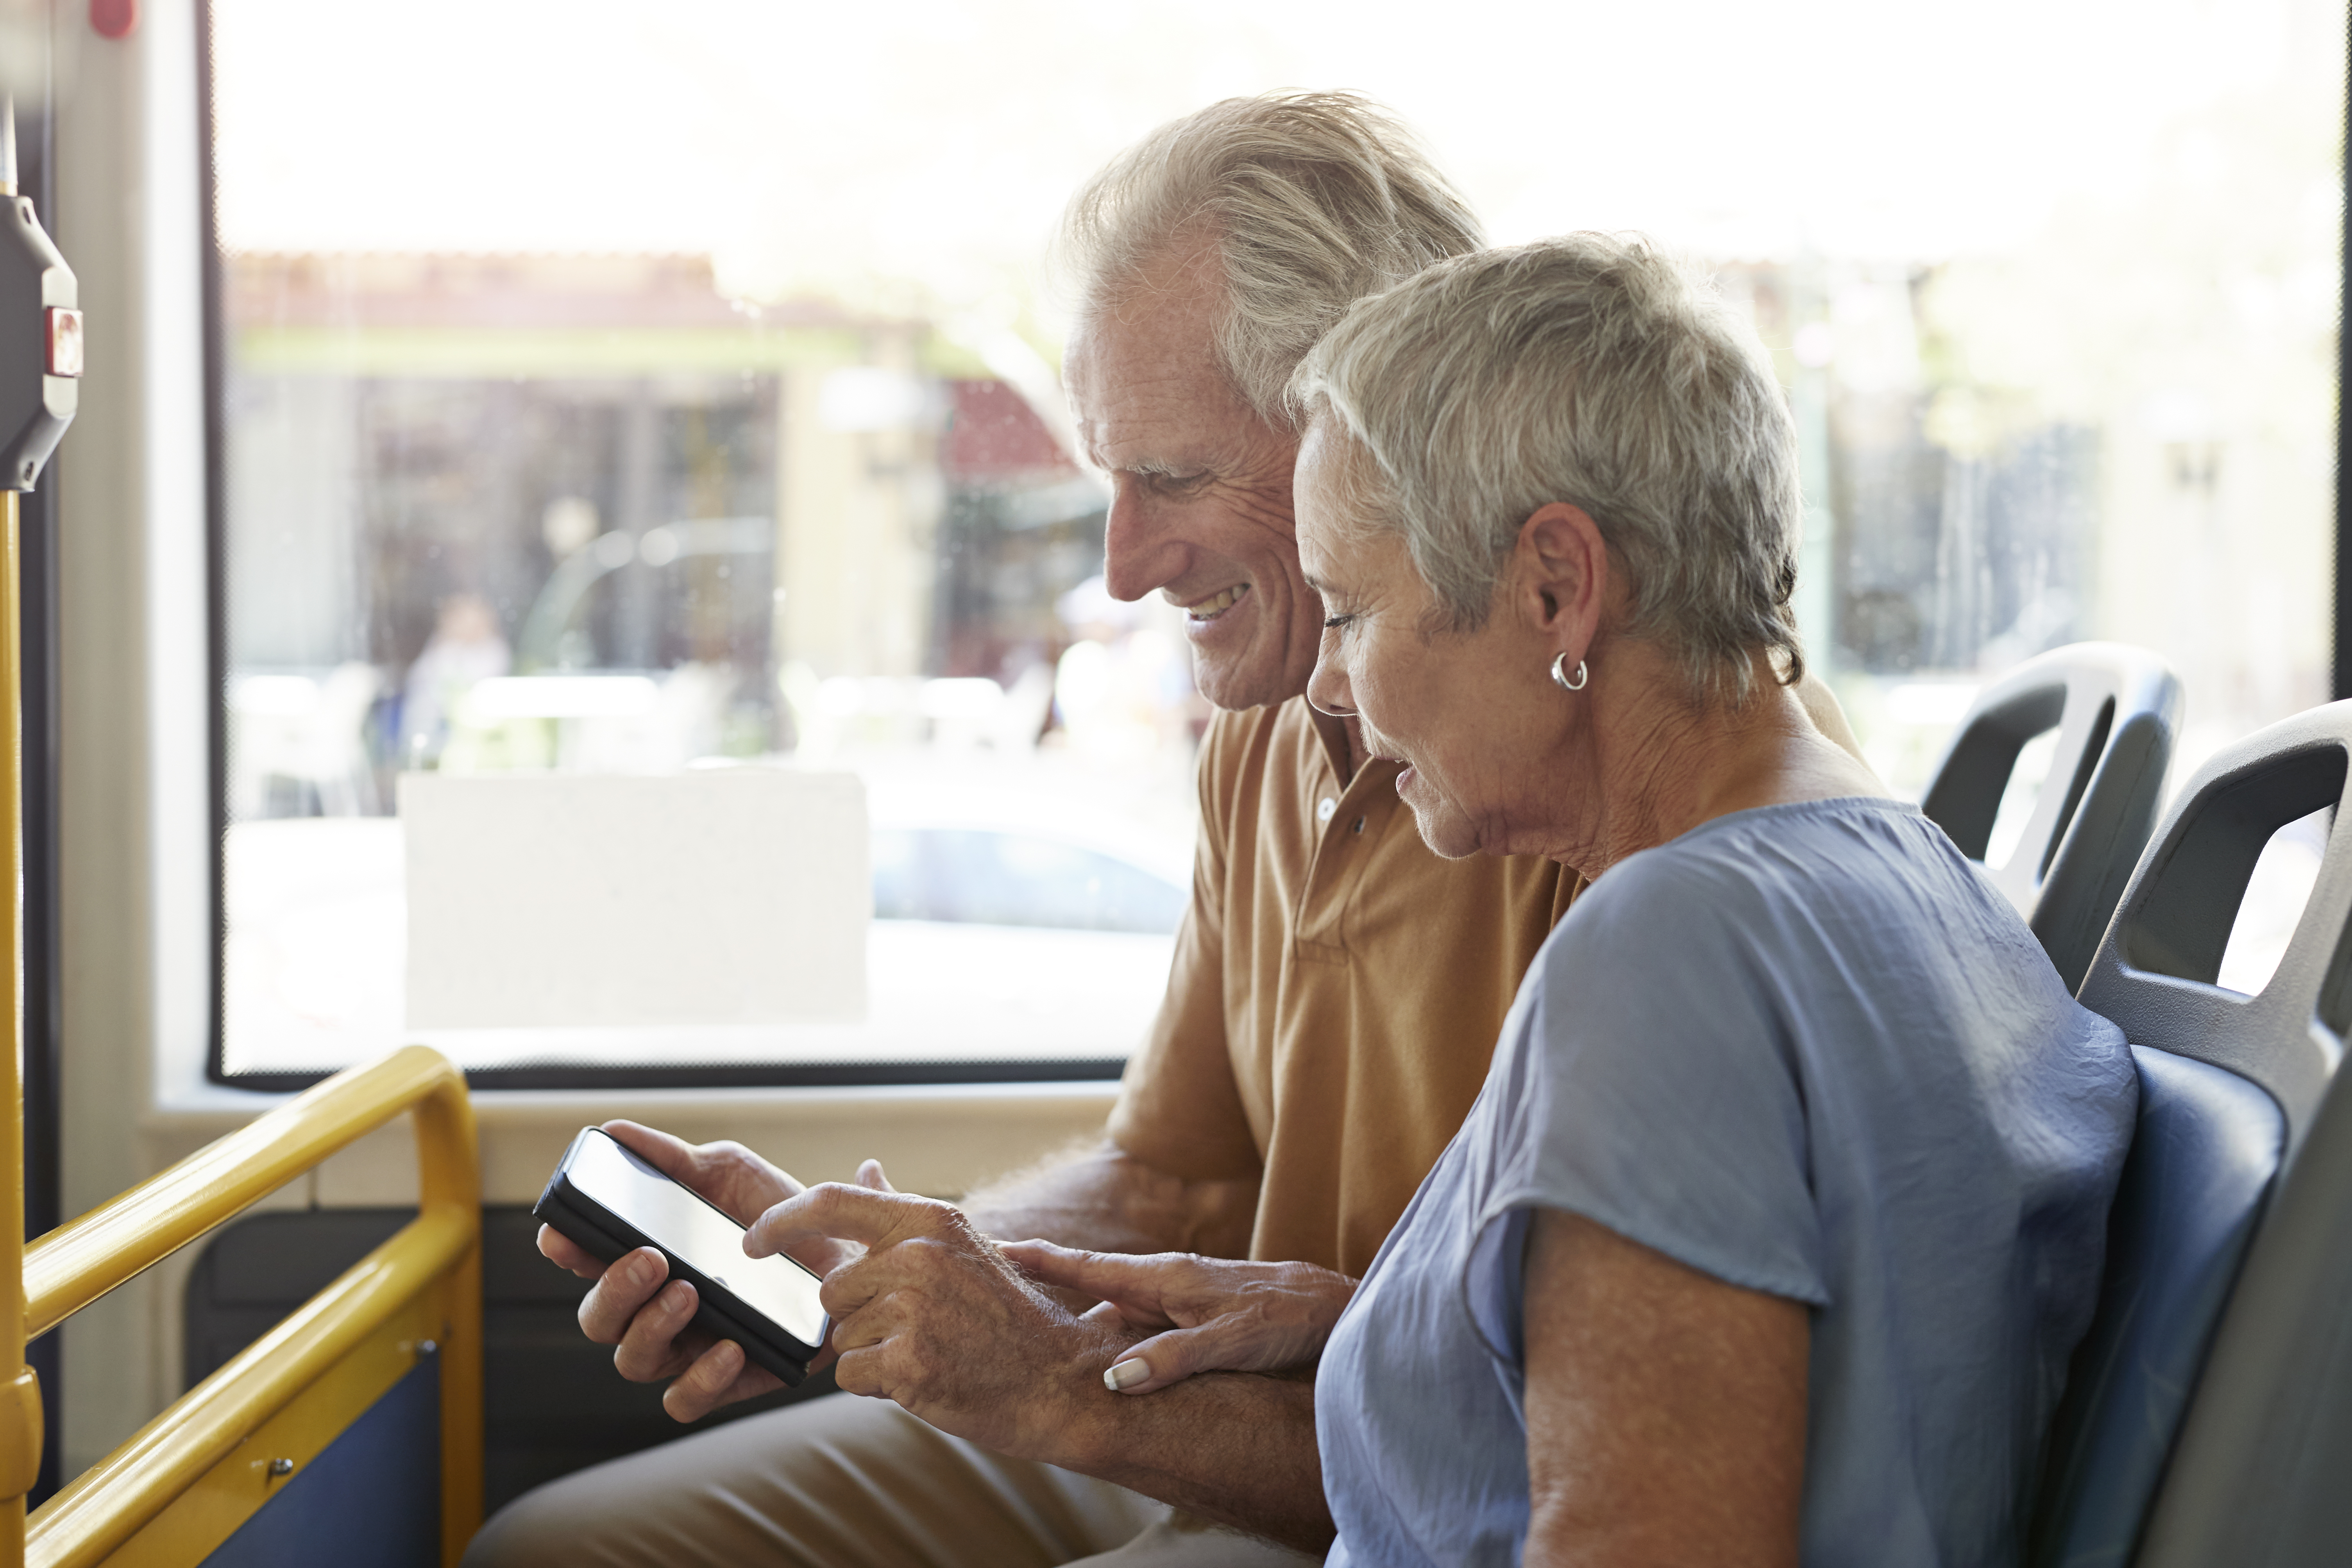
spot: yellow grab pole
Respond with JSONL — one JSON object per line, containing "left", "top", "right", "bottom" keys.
{"left": 0, "top": 483, "right": 34, "bottom": 1568}
{"left": 0, "top": 100, "right": 64, "bottom": 1563}
{"left": 411, "top": 1063, "right": 482, "bottom": 1563}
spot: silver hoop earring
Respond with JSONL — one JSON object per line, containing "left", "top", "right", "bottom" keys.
{"left": 1551, "top": 653, "right": 1588, "bottom": 692}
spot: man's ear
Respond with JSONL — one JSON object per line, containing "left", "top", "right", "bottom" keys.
{"left": 1514, "top": 503, "right": 1609, "bottom": 656}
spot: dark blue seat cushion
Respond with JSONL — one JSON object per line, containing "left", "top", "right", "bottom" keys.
{"left": 2027, "top": 1046, "right": 2282, "bottom": 1568}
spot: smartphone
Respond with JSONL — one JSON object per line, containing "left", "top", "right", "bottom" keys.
{"left": 534, "top": 1126, "right": 830, "bottom": 1386}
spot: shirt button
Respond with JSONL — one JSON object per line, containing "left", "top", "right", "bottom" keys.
{"left": 1316, "top": 796, "right": 1338, "bottom": 824}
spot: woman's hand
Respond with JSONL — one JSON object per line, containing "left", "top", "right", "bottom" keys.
{"left": 1000, "top": 1240, "right": 1356, "bottom": 1394}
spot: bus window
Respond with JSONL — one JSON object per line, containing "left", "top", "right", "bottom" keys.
{"left": 205, "top": 0, "right": 2343, "bottom": 1084}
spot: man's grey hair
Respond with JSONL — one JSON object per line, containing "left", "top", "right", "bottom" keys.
{"left": 1058, "top": 91, "right": 1483, "bottom": 423}
{"left": 1288, "top": 233, "right": 1806, "bottom": 704}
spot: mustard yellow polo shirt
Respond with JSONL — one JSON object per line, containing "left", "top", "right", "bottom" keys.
{"left": 1109, "top": 696, "right": 1580, "bottom": 1275}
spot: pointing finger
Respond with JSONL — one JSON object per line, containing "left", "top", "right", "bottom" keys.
{"left": 743, "top": 1182, "right": 934, "bottom": 1260}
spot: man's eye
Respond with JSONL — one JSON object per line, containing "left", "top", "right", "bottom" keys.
{"left": 1149, "top": 472, "right": 1208, "bottom": 495}
{"left": 1322, "top": 613, "right": 1355, "bottom": 631}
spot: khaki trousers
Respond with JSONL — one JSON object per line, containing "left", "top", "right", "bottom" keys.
{"left": 461, "top": 1391, "right": 1322, "bottom": 1568}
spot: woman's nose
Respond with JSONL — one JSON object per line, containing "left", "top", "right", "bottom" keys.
{"left": 1307, "top": 649, "right": 1355, "bottom": 717}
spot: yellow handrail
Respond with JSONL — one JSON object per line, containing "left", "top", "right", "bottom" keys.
{"left": 25, "top": 1047, "right": 476, "bottom": 1338}
{"left": 14, "top": 1045, "right": 483, "bottom": 1568}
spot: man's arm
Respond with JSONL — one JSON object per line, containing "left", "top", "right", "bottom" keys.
{"left": 1052, "top": 1368, "right": 1330, "bottom": 1550}
{"left": 958, "top": 1137, "right": 1259, "bottom": 1258}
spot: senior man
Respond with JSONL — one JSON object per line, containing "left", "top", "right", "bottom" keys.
{"left": 469, "top": 93, "right": 1857, "bottom": 1567}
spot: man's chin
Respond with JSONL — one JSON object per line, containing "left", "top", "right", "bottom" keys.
{"left": 1190, "top": 653, "right": 1299, "bottom": 713}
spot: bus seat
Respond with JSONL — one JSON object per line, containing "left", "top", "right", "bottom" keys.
{"left": 2031, "top": 701, "right": 2352, "bottom": 1567}
{"left": 2023, "top": 1048, "right": 2279, "bottom": 1568}
{"left": 1920, "top": 642, "right": 2180, "bottom": 994}
{"left": 2130, "top": 1037, "right": 2352, "bottom": 1565}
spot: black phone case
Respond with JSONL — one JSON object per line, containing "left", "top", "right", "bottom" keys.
{"left": 533, "top": 1130, "right": 825, "bottom": 1387}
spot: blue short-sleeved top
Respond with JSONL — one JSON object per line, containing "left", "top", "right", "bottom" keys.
{"left": 1315, "top": 797, "right": 2138, "bottom": 1568}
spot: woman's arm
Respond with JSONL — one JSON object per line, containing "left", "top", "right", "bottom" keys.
{"left": 1002, "top": 1240, "right": 1356, "bottom": 1392}
{"left": 1522, "top": 1209, "right": 1808, "bottom": 1568}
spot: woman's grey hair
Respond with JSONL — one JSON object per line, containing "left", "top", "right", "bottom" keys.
{"left": 1288, "top": 234, "right": 1806, "bottom": 704}
{"left": 1057, "top": 91, "right": 1483, "bottom": 423}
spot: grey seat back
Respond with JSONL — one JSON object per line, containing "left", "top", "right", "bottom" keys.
{"left": 2118, "top": 705, "right": 2352, "bottom": 1567}
{"left": 1920, "top": 642, "right": 2181, "bottom": 994}
{"left": 2032, "top": 702, "right": 2352, "bottom": 1567}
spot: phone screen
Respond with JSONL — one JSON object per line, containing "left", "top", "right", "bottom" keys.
{"left": 569, "top": 1130, "right": 828, "bottom": 1349}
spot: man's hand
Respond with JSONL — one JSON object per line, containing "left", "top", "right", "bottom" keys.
{"left": 536, "top": 1120, "right": 876, "bottom": 1423}
{"left": 746, "top": 1169, "right": 1134, "bottom": 1462}
{"left": 1002, "top": 1241, "right": 1355, "bottom": 1395}
{"left": 750, "top": 1168, "right": 1337, "bottom": 1550}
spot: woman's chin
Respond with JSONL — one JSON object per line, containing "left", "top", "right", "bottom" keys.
{"left": 1397, "top": 783, "right": 1485, "bottom": 861}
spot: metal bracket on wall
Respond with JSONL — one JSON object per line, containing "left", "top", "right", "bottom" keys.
{"left": 0, "top": 97, "right": 75, "bottom": 495}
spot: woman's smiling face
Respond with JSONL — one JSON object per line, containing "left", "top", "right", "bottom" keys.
{"left": 1295, "top": 419, "right": 1574, "bottom": 861}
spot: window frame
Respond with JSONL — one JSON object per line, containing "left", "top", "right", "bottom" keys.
{"left": 2335, "top": 11, "right": 2352, "bottom": 707}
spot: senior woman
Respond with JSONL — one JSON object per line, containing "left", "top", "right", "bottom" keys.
{"left": 1015, "top": 234, "right": 2139, "bottom": 1566}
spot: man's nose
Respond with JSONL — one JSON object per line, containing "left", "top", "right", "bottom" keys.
{"left": 1101, "top": 485, "right": 1186, "bottom": 603}
{"left": 1307, "top": 649, "right": 1354, "bottom": 717}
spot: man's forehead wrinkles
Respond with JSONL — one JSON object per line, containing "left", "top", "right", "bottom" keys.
{"left": 1089, "top": 407, "right": 1234, "bottom": 473}
{"left": 1096, "top": 363, "right": 1206, "bottom": 409}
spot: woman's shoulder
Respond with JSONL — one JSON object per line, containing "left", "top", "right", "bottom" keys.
{"left": 1536, "top": 794, "right": 2008, "bottom": 999}
{"left": 1569, "top": 796, "right": 1955, "bottom": 922}
{"left": 1661, "top": 792, "right": 1940, "bottom": 865}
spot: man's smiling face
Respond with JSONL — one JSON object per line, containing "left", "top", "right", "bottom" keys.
{"left": 1064, "top": 240, "right": 1322, "bottom": 712}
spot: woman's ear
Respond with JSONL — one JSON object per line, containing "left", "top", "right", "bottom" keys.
{"left": 1515, "top": 503, "right": 1609, "bottom": 655}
